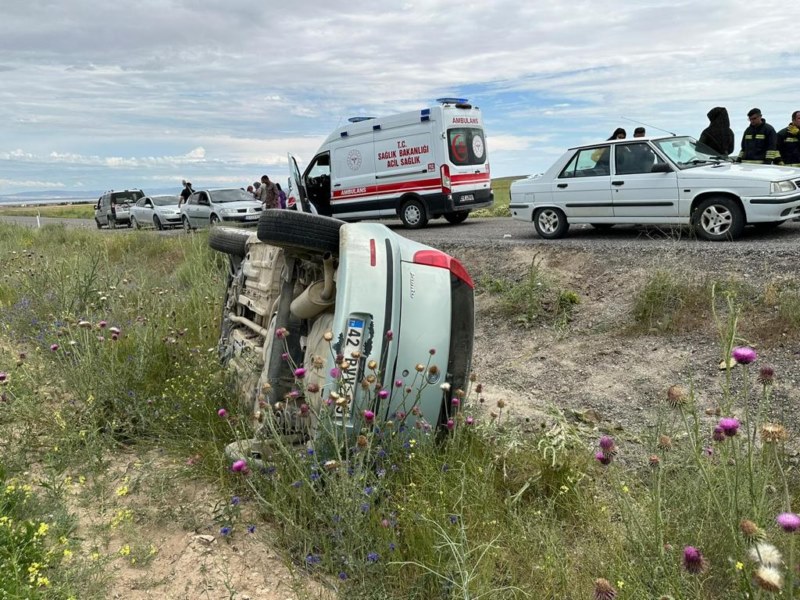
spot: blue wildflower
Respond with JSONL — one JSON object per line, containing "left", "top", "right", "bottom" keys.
{"left": 292, "top": 480, "right": 303, "bottom": 488}
{"left": 305, "top": 554, "right": 322, "bottom": 565}
{"left": 376, "top": 468, "right": 386, "bottom": 478}
{"left": 220, "top": 526, "right": 232, "bottom": 536}
{"left": 311, "top": 472, "right": 321, "bottom": 481}
{"left": 247, "top": 525, "right": 256, "bottom": 534}
{"left": 338, "top": 572, "right": 348, "bottom": 580}
{"left": 449, "top": 514, "right": 458, "bottom": 525}
{"left": 360, "top": 503, "right": 370, "bottom": 513}
{"left": 231, "top": 496, "right": 240, "bottom": 505}
{"left": 364, "top": 486, "right": 374, "bottom": 496}
{"left": 388, "top": 542, "right": 396, "bottom": 551}
{"left": 367, "top": 552, "right": 379, "bottom": 563}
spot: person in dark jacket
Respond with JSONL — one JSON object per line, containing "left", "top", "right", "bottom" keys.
{"left": 698, "top": 107, "right": 734, "bottom": 156}
{"left": 607, "top": 128, "right": 627, "bottom": 140}
{"left": 777, "top": 111, "right": 800, "bottom": 167}
{"left": 738, "top": 108, "right": 780, "bottom": 164}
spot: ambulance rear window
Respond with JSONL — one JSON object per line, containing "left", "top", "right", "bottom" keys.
{"left": 447, "top": 128, "right": 486, "bottom": 166}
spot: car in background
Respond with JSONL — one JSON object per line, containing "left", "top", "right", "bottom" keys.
{"left": 209, "top": 208, "right": 474, "bottom": 460}
{"left": 94, "top": 189, "right": 145, "bottom": 229}
{"left": 130, "top": 194, "right": 182, "bottom": 230}
{"left": 510, "top": 136, "right": 800, "bottom": 241}
{"left": 180, "top": 188, "right": 263, "bottom": 231}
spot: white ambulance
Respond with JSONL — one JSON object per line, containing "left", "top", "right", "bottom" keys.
{"left": 287, "top": 98, "right": 493, "bottom": 228}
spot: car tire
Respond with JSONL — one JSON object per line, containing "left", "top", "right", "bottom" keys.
{"left": 257, "top": 209, "right": 343, "bottom": 254}
{"left": 209, "top": 226, "right": 252, "bottom": 258}
{"left": 131, "top": 216, "right": 140, "bottom": 230}
{"left": 210, "top": 214, "right": 220, "bottom": 226}
{"left": 108, "top": 216, "right": 116, "bottom": 230}
{"left": 182, "top": 216, "right": 192, "bottom": 233}
{"left": 95, "top": 219, "right": 102, "bottom": 229}
{"left": 153, "top": 216, "right": 163, "bottom": 230}
{"left": 399, "top": 199, "right": 428, "bottom": 229}
{"left": 444, "top": 211, "right": 470, "bottom": 225}
{"left": 692, "top": 196, "right": 744, "bottom": 241}
{"left": 533, "top": 207, "right": 569, "bottom": 239}
{"left": 590, "top": 223, "right": 614, "bottom": 230}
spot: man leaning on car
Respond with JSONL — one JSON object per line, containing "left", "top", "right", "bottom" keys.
{"left": 737, "top": 108, "right": 781, "bottom": 164}
{"left": 777, "top": 111, "right": 800, "bottom": 167}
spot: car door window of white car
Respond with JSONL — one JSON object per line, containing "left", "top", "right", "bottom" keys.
{"left": 616, "top": 143, "right": 657, "bottom": 175}
{"left": 561, "top": 147, "right": 611, "bottom": 178}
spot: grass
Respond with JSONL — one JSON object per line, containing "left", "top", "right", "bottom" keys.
{"left": 0, "top": 203, "right": 95, "bottom": 219}
{"left": 1, "top": 223, "right": 800, "bottom": 598}
{"left": 472, "top": 175, "right": 526, "bottom": 218}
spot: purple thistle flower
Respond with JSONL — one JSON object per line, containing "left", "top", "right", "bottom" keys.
{"left": 599, "top": 436, "right": 617, "bottom": 456}
{"left": 0, "top": 372, "right": 7, "bottom": 382}
{"left": 281, "top": 352, "right": 289, "bottom": 361}
{"left": 451, "top": 398, "right": 460, "bottom": 407}
{"left": 385, "top": 330, "right": 394, "bottom": 340}
{"left": 595, "top": 451, "right": 612, "bottom": 466}
{"left": 712, "top": 426, "right": 726, "bottom": 442}
{"left": 465, "top": 416, "right": 475, "bottom": 426}
{"left": 718, "top": 417, "right": 740, "bottom": 437}
{"left": 446, "top": 419, "right": 455, "bottom": 430}
{"left": 98, "top": 320, "right": 107, "bottom": 329}
{"left": 231, "top": 496, "right": 240, "bottom": 505}
{"left": 294, "top": 367, "right": 306, "bottom": 378}
{"left": 394, "top": 379, "right": 403, "bottom": 387}
{"left": 231, "top": 459, "right": 248, "bottom": 473}
{"left": 50, "top": 343, "right": 59, "bottom": 352}
{"left": 682, "top": 546, "right": 707, "bottom": 574}
{"left": 330, "top": 367, "right": 341, "bottom": 378}
{"left": 338, "top": 572, "right": 348, "bottom": 580}
{"left": 363, "top": 410, "right": 375, "bottom": 422}
{"left": 217, "top": 408, "right": 228, "bottom": 418}
{"left": 776, "top": 512, "right": 800, "bottom": 533}
{"left": 378, "top": 389, "right": 389, "bottom": 399}
{"left": 367, "top": 552, "right": 380, "bottom": 563}
{"left": 732, "top": 346, "right": 757, "bottom": 364}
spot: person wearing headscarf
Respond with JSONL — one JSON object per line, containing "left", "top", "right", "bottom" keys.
{"left": 698, "top": 107, "right": 734, "bottom": 156}
{"left": 607, "top": 128, "right": 627, "bottom": 140}
{"left": 777, "top": 111, "right": 800, "bottom": 167}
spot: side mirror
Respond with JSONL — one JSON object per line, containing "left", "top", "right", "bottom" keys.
{"left": 651, "top": 162, "right": 673, "bottom": 173}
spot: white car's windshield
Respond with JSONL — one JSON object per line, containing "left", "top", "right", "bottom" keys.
{"left": 210, "top": 189, "right": 256, "bottom": 203}
{"left": 152, "top": 195, "right": 180, "bottom": 206}
{"left": 652, "top": 136, "right": 732, "bottom": 169}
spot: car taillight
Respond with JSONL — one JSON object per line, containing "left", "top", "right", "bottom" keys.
{"left": 412, "top": 249, "right": 474, "bottom": 289}
{"left": 440, "top": 164, "right": 451, "bottom": 195}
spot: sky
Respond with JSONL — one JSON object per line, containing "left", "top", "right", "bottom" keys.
{"left": 1, "top": 0, "right": 799, "bottom": 196}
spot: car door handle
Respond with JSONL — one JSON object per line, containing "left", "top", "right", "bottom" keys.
{"left": 333, "top": 183, "right": 341, "bottom": 187}
{"left": 557, "top": 183, "right": 568, "bottom": 189}
{"left": 612, "top": 181, "right": 625, "bottom": 186}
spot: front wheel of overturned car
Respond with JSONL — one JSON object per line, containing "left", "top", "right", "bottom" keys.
{"left": 443, "top": 211, "right": 470, "bottom": 225}
{"left": 399, "top": 199, "right": 428, "bottom": 229}
{"left": 257, "top": 209, "right": 344, "bottom": 254}
{"left": 692, "top": 196, "right": 744, "bottom": 241}
{"left": 209, "top": 226, "right": 252, "bottom": 258}
{"left": 533, "top": 207, "right": 569, "bottom": 239}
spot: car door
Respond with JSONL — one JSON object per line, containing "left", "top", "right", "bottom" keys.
{"left": 551, "top": 146, "right": 613, "bottom": 218}
{"left": 611, "top": 143, "right": 680, "bottom": 218}
{"left": 287, "top": 153, "right": 314, "bottom": 213}
{"left": 184, "top": 192, "right": 201, "bottom": 227}
{"left": 195, "top": 191, "right": 212, "bottom": 226}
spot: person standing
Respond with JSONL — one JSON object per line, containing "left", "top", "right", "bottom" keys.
{"left": 777, "top": 111, "right": 800, "bottom": 167}
{"left": 699, "top": 107, "right": 734, "bottom": 156}
{"left": 276, "top": 183, "right": 287, "bottom": 209}
{"left": 178, "top": 180, "right": 193, "bottom": 207}
{"left": 633, "top": 126, "right": 646, "bottom": 138}
{"left": 256, "top": 175, "right": 279, "bottom": 209}
{"left": 738, "top": 108, "right": 780, "bottom": 164}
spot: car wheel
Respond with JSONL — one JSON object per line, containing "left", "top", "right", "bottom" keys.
{"left": 443, "top": 211, "right": 470, "bottom": 225}
{"left": 533, "top": 207, "right": 569, "bottom": 239}
{"left": 210, "top": 214, "right": 220, "bottom": 226}
{"left": 209, "top": 226, "right": 252, "bottom": 258}
{"left": 153, "top": 216, "right": 163, "bottom": 230}
{"left": 182, "top": 216, "right": 192, "bottom": 233}
{"left": 95, "top": 219, "right": 102, "bottom": 229}
{"left": 399, "top": 199, "right": 428, "bottom": 229}
{"left": 590, "top": 223, "right": 614, "bottom": 231}
{"left": 257, "top": 210, "right": 344, "bottom": 254}
{"left": 131, "top": 216, "right": 140, "bottom": 230}
{"left": 108, "top": 216, "right": 116, "bottom": 230}
{"left": 692, "top": 196, "right": 744, "bottom": 241}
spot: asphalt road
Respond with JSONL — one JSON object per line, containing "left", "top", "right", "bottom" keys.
{"left": 3, "top": 214, "right": 800, "bottom": 257}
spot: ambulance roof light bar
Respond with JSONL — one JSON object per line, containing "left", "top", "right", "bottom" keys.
{"left": 348, "top": 116, "right": 376, "bottom": 123}
{"left": 436, "top": 98, "right": 469, "bottom": 104}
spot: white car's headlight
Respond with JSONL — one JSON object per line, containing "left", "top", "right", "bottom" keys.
{"left": 220, "top": 208, "right": 234, "bottom": 216}
{"left": 771, "top": 180, "right": 797, "bottom": 194}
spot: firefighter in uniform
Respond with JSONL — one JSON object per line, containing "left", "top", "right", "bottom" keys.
{"left": 777, "top": 111, "right": 800, "bottom": 167}
{"left": 737, "top": 108, "right": 781, "bottom": 164}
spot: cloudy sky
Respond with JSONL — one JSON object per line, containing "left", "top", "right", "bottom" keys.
{"left": 1, "top": 0, "right": 799, "bottom": 196}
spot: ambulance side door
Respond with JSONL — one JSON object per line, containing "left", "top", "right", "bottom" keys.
{"left": 331, "top": 140, "right": 377, "bottom": 217}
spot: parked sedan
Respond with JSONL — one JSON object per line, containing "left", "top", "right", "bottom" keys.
{"left": 510, "top": 136, "right": 800, "bottom": 241}
{"left": 180, "top": 188, "right": 263, "bottom": 231}
{"left": 130, "top": 195, "right": 182, "bottom": 230}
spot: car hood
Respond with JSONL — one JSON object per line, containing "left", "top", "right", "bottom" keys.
{"left": 680, "top": 163, "right": 800, "bottom": 182}
{"left": 213, "top": 201, "right": 262, "bottom": 210}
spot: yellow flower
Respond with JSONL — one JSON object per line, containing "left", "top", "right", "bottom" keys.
{"left": 622, "top": 485, "right": 630, "bottom": 494}
{"left": 736, "top": 561, "right": 744, "bottom": 571}
{"left": 90, "top": 552, "right": 101, "bottom": 561}
{"left": 63, "top": 549, "right": 73, "bottom": 559}
{"left": 616, "top": 580, "right": 625, "bottom": 589}
{"left": 36, "top": 576, "right": 50, "bottom": 587}
{"left": 115, "top": 485, "right": 129, "bottom": 497}
{"left": 119, "top": 544, "right": 131, "bottom": 556}
{"left": 36, "top": 522, "right": 49, "bottom": 537}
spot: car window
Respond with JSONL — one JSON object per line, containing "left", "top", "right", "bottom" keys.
{"left": 145, "top": 200, "right": 153, "bottom": 208}
{"left": 560, "top": 147, "right": 611, "bottom": 178}
{"left": 110, "top": 191, "right": 144, "bottom": 204}
{"left": 152, "top": 195, "right": 179, "bottom": 206}
{"left": 209, "top": 189, "right": 256, "bottom": 203}
{"left": 187, "top": 193, "right": 200, "bottom": 206}
{"left": 615, "top": 143, "right": 657, "bottom": 175}
{"left": 447, "top": 128, "right": 486, "bottom": 165}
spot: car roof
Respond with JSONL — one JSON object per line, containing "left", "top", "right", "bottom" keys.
{"left": 567, "top": 135, "right": 684, "bottom": 151}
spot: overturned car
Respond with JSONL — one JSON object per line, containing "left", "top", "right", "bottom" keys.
{"left": 209, "top": 210, "right": 475, "bottom": 458}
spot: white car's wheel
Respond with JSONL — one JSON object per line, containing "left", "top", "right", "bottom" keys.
{"left": 533, "top": 207, "right": 569, "bottom": 239}
{"left": 131, "top": 216, "right": 141, "bottom": 230}
{"left": 182, "top": 216, "right": 192, "bottom": 233}
{"left": 692, "top": 197, "right": 744, "bottom": 241}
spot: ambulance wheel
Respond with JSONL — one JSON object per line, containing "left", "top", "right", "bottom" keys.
{"left": 257, "top": 209, "right": 344, "bottom": 255}
{"left": 209, "top": 226, "right": 252, "bottom": 258}
{"left": 444, "top": 211, "right": 469, "bottom": 225}
{"left": 399, "top": 199, "right": 428, "bottom": 229}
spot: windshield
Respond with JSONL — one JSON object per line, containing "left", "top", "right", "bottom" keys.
{"left": 652, "top": 136, "right": 732, "bottom": 169}
{"left": 152, "top": 195, "right": 180, "bottom": 206}
{"left": 111, "top": 191, "right": 144, "bottom": 203}
{"left": 447, "top": 128, "right": 486, "bottom": 166}
{"left": 209, "top": 189, "right": 257, "bottom": 203}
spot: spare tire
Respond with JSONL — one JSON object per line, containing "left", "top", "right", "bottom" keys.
{"left": 208, "top": 226, "right": 253, "bottom": 257}
{"left": 257, "top": 209, "right": 344, "bottom": 254}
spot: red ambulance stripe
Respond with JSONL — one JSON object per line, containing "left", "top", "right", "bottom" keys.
{"left": 450, "top": 173, "right": 490, "bottom": 184}
{"left": 332, "top": 177, "right": 441, "bottom": 201}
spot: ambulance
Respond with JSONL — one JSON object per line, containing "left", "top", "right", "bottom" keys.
{"left": 287, "top": 98, "right": 493, "bottom": 228}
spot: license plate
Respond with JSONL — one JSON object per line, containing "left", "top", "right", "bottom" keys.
{"left": 460, "top": 194, "right": 474, "bottom": 203}
{"left": 334, "top": 317, "right": 365, "bottom": 420}
{"left": 245, "top": 214, "right": 259, "bottom": 220}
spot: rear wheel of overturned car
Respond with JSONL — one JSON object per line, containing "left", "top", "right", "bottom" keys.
{"left": 153, "top": 215, "right": 163, "bottom": 230}
{"left": 209, "top": 226, "right": 252, "bottom": 258}
{"left": 692, "top": 196, "right": 744, "bottom": 241}
{"left": 399, "top": 198, "right": 428, "bottom": 229}
{"left": 257, "top": 210, "right": 344, "bottom": 254}
{"left": 444, "top": 211, "right": 470, "bottom": 225}
{"left": 533, "top": 207, "right": 569, "bottom": 239}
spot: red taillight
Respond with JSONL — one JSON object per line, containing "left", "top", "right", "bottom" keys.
{"left": 369, "top": 238, "right": 376, "bottom": 266}
{"left": 412, "top": 249, "right": 474, "bottom": 289}
{"left": 440, "top": 164, "right": 451, "bottom": 195}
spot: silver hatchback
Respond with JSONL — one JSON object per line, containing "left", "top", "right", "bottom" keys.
{"left": 180, "top": 188, "right": 263, "bottom": 231}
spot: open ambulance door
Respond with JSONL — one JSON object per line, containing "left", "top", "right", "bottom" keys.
{"left": 287, "top": 153, "right": 316, "bottom": 214}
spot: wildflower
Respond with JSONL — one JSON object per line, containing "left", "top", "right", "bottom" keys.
{"left": 415, "top": 363, "right": 425, "bottom": 372}
{"left": 220, "top": 526, "right": 231, "bottom": 536}
{"left": 395, "top": 378, "right": 403, "bottom": 387}
{"left": 657, "top": 434, "right": 672, "bottom": 451}
{"left": 760, "top": 423, "right": 787, "bottom": 443}
{"left": 360, "top": 503, "right": 370, "bottom": 513}
{"left": 593, "top": 578, "right": 618, "bottom": 600}
{"left": 682, "top": 546, "right": 707, "bottom": 574}
{"left": 338, "top": 572, "right": 348, "bottom": 580}
{"left": 98, "top": 320, "right": 107, "bottom": 328}
{"left": 281, "top": 352, "right": 289, "bottom": 361}
{"left": 758, "top": 365, "right": 775, "bottom": 385}
{"left": 666, "top": 384, "right": 687, "bottom": 408}
{"left": 732, "top": 346, "right": 757, "bottom": 364}
{"left": 465, "top": 416, "right": 475, "bottom": 426}
{"left": 718, "top": 417, "right": 740, "bottom": 437}
{"left": 378, "top": 389, "right": 389, "bottom": 399}
{"left": 275, "top": 327, "right": 288, "bottom": 338}
{"left": 356, "top": 435, "right": 368, "bottom": 448}
{"left": 368, "top": 359, "right": 378, "bottom": 370}
{"left": 740, "top": 519, "right": 766, "bottom": 542}
{"left": 776, "top": 512, "right": 800, "bottom": 533}
{"left": 367, "top": 552, "right": 380, "bottom": 563}
{"left": 753, "top": 565, "right": 783, "bottom": 592}
{"left": 440, "top": 382, "right": 451, "bottom": 392}
{"left": 648, "top": 455, "right": 661, "bottom": 468}
{"left": 217, "top": 408, "right": 228, "bottom": 418}
{"left": 294, "top": 367, "right": 306, "bottom": 378}
{"left": 247, "top": 525, "right": 256, "bottom": 534}
{"left": 748, "top": 542, "right": 783, "bottom": 567}
{"left": 50, "top": 343, "right": 59, "bottom": 352}
{"left": 330, "top": 367, "right": 341, "bottom": 378}
{"left": 231, "top": 459, "right": 248, "bottom": 473}
{"left": 231, "top": 496, "right": 240, "bottom": 506}
{"left": 109, "top": 326, "right": 121, "bottom": 335}
{"left": 0, "top": 372, "right": 6, "bottom": 382}
{"left": 385, "top": 330, "right": 393, "bottom": 340}
{"left": 446, "top": 419, "right": 455, "bottom": 430}
{"left": 323, "top": 331, "right": 333, "bottom": 341}
{"left": 449, "top": 514, "right": 458, "bottom": 525}
{"left": 599, "top": 436, "right": 617, "bottom": 457}
{"left": 305, "top": 554, "right": 321, "bottom": 565}
{"left": 497, "top": 399, "right": 506, "bottom": 409}
{"left": 292, "top": 480, "right": 303, "bottom": 488}
{"left": 363, "top": 410, "right": 375, "bottom": 423}
{"left": 451, "top": 397, "right": 460, "bottom": 408}
{"left": 78, "top": 320, "right": 91, "bottom": 328}
{"left": 595, "top": 451, "right": 612, "bottom": 466}
{"left": 323, "top": 460, "right": 339, "bottom": 471}
{"left": 712, "top": 426, "right": 726, "bottom": 442}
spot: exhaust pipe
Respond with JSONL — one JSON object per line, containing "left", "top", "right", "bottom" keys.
{"left": 290, "top": 252, "right": 336, "bottom": 319}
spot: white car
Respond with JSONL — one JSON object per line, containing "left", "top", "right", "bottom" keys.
{"left": 180, "top": 188, "right": 263, "bottom": 231}
{"left": 510, "top": 136, "right": 800, "bottom": 241}
{"left": 130, "top": 195, "right": 182, "bottom": 230}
